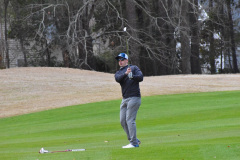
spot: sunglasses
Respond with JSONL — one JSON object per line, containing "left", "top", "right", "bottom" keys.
{"left": 118, "top": 58, "right": 126, "bottom": 61}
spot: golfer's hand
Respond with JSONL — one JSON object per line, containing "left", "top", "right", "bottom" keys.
{"left": 125, "top": 67, "right": 131, "bottom": 75}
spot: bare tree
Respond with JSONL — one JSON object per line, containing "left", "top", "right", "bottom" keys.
{"left": 10, "top": 1, "right": 29, "bottom": 67}
{"left": 5, "top": 0, "right": 238, "bottom": 75}
{"left": 0, "top": 1, "right": 4, "bottom": 68}
{"left": 56, "top": 0, "right": 96, "bottom": 69}
{"left": 208, "top": 0, "right": 216, "bottom": 73}
{"left": 166, "top": 0, "right": 178, "bottom": 74}
{"left": 80, "top": 0, "right": 96, "bottom": 70}
{"left": 226, "top": 0, "right": 239, "bottom": 73}
{"left": 157, "top": 0, "right": 169, "bottom": 75}
{"left": 4, "top": 0, "right": 9, "bottom": 68}
{"left": 125, "top": 0, "right": 140, "bottom": 67}
{"left": 190, "top": 0, "right": 201, "bottom": 74}
{"left": 180, "top": 0, "right": 191, "bottom": 74}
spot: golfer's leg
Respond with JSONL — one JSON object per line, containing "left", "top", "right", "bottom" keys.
{"left": 126, "top": 97, "right": 141, "bottom": 145}
{"left": 120, "top": 99, "right": 130, "bottom": 141}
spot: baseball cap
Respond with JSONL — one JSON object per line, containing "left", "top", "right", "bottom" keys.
{"left": 115, "top": 53, "right": 128, "bottom": 60}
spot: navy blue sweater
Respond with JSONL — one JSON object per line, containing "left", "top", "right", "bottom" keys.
{"left": 115, "top": 65, "right": 143, "bottom": 99}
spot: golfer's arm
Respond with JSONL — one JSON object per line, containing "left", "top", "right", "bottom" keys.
{"left": 132, "top": 67, "right": 143, "bottom": 82}
{"left": 115, "top": 72, "right": 127, "bottom": 83}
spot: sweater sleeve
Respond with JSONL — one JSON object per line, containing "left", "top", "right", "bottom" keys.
{"left": 115, "top": 71, "right": 127, "bottom": 83}
{"left": 132, "top": 66, "right": 143, "bottom": 82}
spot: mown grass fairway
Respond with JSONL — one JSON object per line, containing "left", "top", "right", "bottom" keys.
{"left": 0, "top": 91, "right": 240, "bottom": 160}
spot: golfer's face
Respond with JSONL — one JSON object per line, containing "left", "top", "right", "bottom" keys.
{"left": 118, "top": 59, "right": 128, "bottom": 67}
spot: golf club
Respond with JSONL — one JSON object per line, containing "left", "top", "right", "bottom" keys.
{"left": 123, "top": 27, "right": 132, "bottom": 79}
{"left": 39, "top": 148, "right": 85, "bottom": 154}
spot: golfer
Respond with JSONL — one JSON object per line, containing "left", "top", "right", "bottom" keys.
{"left": 115, "top": 53, "right": 143, "bottom": 148}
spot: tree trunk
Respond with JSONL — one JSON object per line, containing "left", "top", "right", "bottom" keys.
{"left": 46, "top": 42, "right": 51, "bottom": 66}
{"left": 167, "top": 0, "right": 177, "bottom": 74}
{"left": 0, "top": 9, "right": 4, "bottom": 68}
{"left": 190, "top": 0, "right": 201, "bottom": 74}
{"left": 226, "top": 0, "right": 239, "bottom": 73}
{"left": 19, "top": 37, "right": 28, "bottom": 67}
{"left": 227, "top": 48, "right": 232, "bottom": 70}
{"left": 157, "top": 0, "right": 168, "bottom": 75}
{"left": 180, "top": 0, "right": 191, "bottom": 74}
{"left": 4, "top": 0, "right": 9, "bottom": 68}
{"left": 62, "top": 49, "right": 70, "bottom": 67}
{"left": 125, "top": 0, "right": 140, "bottom": 67}
{"left": 219, "top": 2, "right": 225, "bottom": 73}
{"left": 209, "top": 0, "right": 216, "bottom": 74}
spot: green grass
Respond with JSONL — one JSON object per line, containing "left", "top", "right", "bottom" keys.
{"left": 0, "top": 91, "right": 240, "bottom": 160}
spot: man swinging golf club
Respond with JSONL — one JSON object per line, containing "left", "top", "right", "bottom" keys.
{"left": 115, "top": 53, "right": 143, "bottom": 148}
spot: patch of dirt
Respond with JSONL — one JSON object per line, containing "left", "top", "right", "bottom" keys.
{"left": 1, "top": 67, "right": 240, "bottom": 118}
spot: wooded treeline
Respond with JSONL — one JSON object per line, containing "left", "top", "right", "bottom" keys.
{"left": 0, "top": 0, "right": 240, "bottom": 76}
